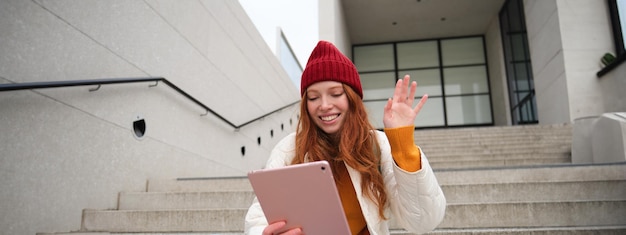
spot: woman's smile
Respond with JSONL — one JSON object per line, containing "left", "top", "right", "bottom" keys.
{"left": 306, "top": 81, "right": 349, "bottom": 134}
{"left": 320, "top": 114, "right": 340, "bottom": 122}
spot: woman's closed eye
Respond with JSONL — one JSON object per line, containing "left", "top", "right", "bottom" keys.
{"left": 331, "top": 92, "right": 345, "bottom": 98}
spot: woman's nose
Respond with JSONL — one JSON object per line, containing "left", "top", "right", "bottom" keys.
{"left": 320, "top": 97, "right": 333, "bottom": 110}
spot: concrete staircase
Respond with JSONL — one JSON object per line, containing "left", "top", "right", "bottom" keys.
{"left": 39, "top": 124, "right": 626, "bottom": 235}
{"left": 415, "top": 124, "right": 573, "bottom": 169}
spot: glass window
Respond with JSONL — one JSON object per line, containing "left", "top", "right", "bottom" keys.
{"left": 608, "top": 0, "right": 626, "bottom": 55}
{"left": 598, "top": 0, "right": 626, "bottom": 76}
{"left": 414, "top": 97, "right": 445, "bottom": 127}
{"left": 354, "top": 36, "right": 492, "bottom": 128}
{"left": 353, "top": 44, "right": 395, "bottom": 72}
{"left": 360, "top": 72, "right": 396, "bottom": 100}
{"left": 400, "top": 69, "right": 442, "bottom": 96}
{"left": 506, "top": 0, "right": 524, "bottom": 31}
{"left": 500, "top": 0, "right": 537, "bottom": 124}
{"left": 367, "top": 96, "right": 445, "bottom": 129}
{"left": 443, "top": 66, "right": 489, "bottom": 95}
{"left": 365, "top": 100, "right": 388, "bottom": 128}
{"left": 511, "top": 34, "right": 529, "bottom": 61}
{"left": 619, "top": 0, "right": 626, "bottom": 49}
{"left": 441, "top": 37, "right": 485, "bottom": 66}
{"left": 277, "top": 32, "right": 302, "bottom": 89}
{"left": 514, "top": 93, "right": 537, "bottom": 123}
{"left": 446, "top": 95, "right": 492, "bottom": 125}
{"left": 514, "top": 63, "right": 530, "bottom": 91}
{"left": 397, "top": 41, "right": 439, "bottom": 69}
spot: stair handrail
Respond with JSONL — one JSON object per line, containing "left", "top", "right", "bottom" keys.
{"left": 510, "top": 90, "right": 535, "bottom": 111}
{"left": 0, "top": 77, "right": 300, "bottom": 130}
{"left": 510, "top": 90, "right": 538, "bottom": 124}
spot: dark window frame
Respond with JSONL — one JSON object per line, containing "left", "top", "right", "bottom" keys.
{"left": 598, "top": 0, "right": 626, "bottom": 77}
{"left": 499, "top": 0, "right": 538, "bottom": 125}
{"left": 353, "top": 35, "right": 494, "bottom": 129}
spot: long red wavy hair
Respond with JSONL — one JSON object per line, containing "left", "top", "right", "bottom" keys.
{"left": 292, "top": 84, "right": 388, "bottom": 219}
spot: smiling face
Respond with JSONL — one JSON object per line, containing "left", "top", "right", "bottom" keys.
{"left": 305, "top": 81, "right": 350, "bottom": 135}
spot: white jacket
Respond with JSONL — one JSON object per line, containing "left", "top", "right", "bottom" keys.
{"left": 244, "top": 131, "right": 446, "bottom": 235}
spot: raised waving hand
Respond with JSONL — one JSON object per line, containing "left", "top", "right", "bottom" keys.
{"left": 383, "top": 75, "right": 428, "bottom": 129}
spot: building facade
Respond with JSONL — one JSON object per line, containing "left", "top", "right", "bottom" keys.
{"left": 0, "top": 0, "right": 299, "bottom": 234}
{"left": 321, "top": 0, "right": 625, "bottom": 129}
{"left": 1, "top": 0, "right": 625, "bottom": 234}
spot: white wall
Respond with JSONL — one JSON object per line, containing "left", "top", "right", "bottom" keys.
{"left": 485, "top": 15, "right": 512, "bottom": 126}
{"left": 0, "top": 0, "right": 299, "bottom": 234}
{"left": 319, "top": 0, "right": 352, "bottom": 57}
{"left": 557, "top": 0, "right": 614, "bottom": 119}
{"left": 599, "top": 64, "right": 626, "bottom": 112}
{"left": 524, "top": 0, "right": 571, "bottom": 124}
{"left": 525, "top": 0, "right": 615, "bottom": 124}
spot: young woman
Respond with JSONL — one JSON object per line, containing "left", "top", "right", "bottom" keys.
{"left": 245, "top": 41, "right": 446, "bottom": 235}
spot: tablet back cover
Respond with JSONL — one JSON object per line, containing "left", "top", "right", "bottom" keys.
{"left": 247, "top": 160, "right": 351, "bottom": 235}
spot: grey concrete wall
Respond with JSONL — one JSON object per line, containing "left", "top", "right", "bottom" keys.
{"left": 319, "top": 0, "right": 352, "bottom": 55}
{"left": 591, "top": 113, "right": 626, "bottom": 163}
{"left": 524, "top": 0, "right": 570, "bottom": 124}
{"left": 599, "top": 63, "right": 626, "bottom": 112}
{"left": 557, "top": 0, "right": 614, "bottom": 120}
{"left": 525, "top": 0, "right": 614, "bottom": 124}
{"left": 0, "top": 0, "right": 300, "bottom": 234}
{"left": 485, "top": 15, "right": 512, "bottom": 126}
{"left": 572, "top": 113, "right": 626, "bottom": 164}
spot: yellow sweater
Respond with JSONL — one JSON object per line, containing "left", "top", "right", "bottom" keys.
{"left": 337, "top": 126, "right": 422, "bottom": 235}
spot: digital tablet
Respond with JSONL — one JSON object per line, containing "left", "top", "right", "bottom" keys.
{"left": 247, "top": 160, "right": 351, "bottom": 235}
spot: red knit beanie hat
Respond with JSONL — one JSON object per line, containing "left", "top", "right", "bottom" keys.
{"left": 301, "top": 40, "right": 363, "bottom": 98}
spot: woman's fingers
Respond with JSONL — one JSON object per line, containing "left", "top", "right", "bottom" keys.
{"left": 407, "top": 80, "right": 417, "bottom": 107}
{"left": 263, "top": 221, "right": 286, "bottom": 235}
{"left": 393, "top": 75, "right": 411, "bottom": 103}
{"left": 414, "top": 94, "right": 429, "bottom": 114}
{"left": 283, "top": 227, "right": 304, "bottom": 235}
{"left": 263, "top": 221, "right": 304, "bottom": 235}
{"left": 384, "top": 74, "right": 429, "bottom": 128}
{"left": 401, "top": 75, "right": 409, "bottom": 102}
{"left": 384, "top": 97, "right": 393, "bottom": 114}
{"left": 392, "top": 79, "right": 402, "bottom": 103}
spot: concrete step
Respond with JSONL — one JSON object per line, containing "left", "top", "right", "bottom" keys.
{"left": 415, "top": 129, "right": 571, "bottom": 149}
{"left": 37, "top": 233, "right": 111, "bottom": 235}
{"left": 38, "top": 233, "right": 242, "bottom": 235}
{"left": 434, "top": 163, "right": 626, "bottom": 185}
{"left": 118, "top": 191, "right": 255, "bottom": 210}
{"left": 74, "top": 164, "right": 625, "bottom": 234}
{"left": 437, "top": 200, "right": 626, "bottom": 229}
{"left": 83, "top": 199, "right": 626, "bottom": 233}
{"left": 142, "top": 164, "right": 626, "bottom": 195}
{"left": 417, "top": 134, "right": 571, "bottom": 144}
{"left": 420, "top": 139, "right": 569, "bottom": 150}
{"left": 147, "top": 177, "right": 251, "bottom": 192}
{"left": 426, "top": 152, "right": 571, "bottom": 163}
{"left": 133, "top": 164, "right": 625, "bottom": 206}
{"left": 118, "top": 165, "right": 625, "bottom": 212}
{"left": 419, "top": 141, "right": 570, "bottom": 151}
{"left": 413, "top": 124, "right": 571, "bottom": 137}
{"left": 420, "top": 142, "right": 570, "bottom": 153}
{"left": 36, "top": 225, "right": 626, "bottom": 235}
{"left": 442, "top": 180, "right": 626, "bottom": 203}
{"left": 81, "top": 209, "right": 247, "bottom": 233}
{"left": 39, "top": 226, "right": 626, "bottom": 235}
{"left": 395, "top": 225, "right": 626, "bottom": 235}
{"left": 415, "top": 133, "right": 571, "bottom": 143}
{"left": 429, "top": 154, "right": 570, "bottom": 169}
{"left": 412, "top": 124, "right": 572, "bottom": 170}
{"left": 121, "top": 167, "right": 625, "bottom": 209}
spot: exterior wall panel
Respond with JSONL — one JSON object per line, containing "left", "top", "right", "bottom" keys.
{"left": 0, "top": 0, "right": 299, "bottom": 234}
